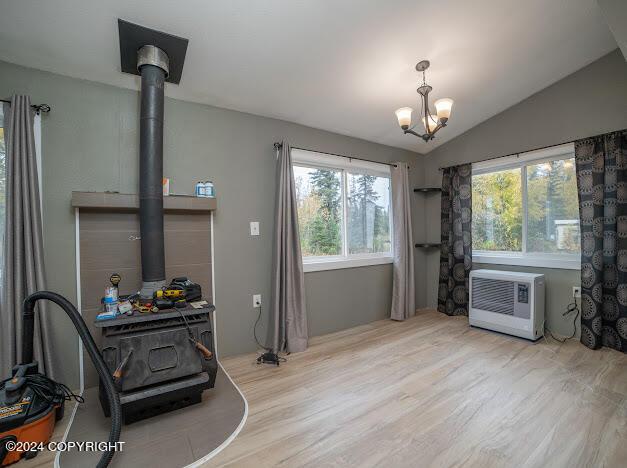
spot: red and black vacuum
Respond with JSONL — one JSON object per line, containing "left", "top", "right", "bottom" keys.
{"left": 0, "top": 292, "right": 121, "bottom": 467}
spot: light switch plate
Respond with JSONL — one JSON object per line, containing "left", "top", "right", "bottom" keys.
{"left": 250, "top": 221, "right": 260, "bottom": 236}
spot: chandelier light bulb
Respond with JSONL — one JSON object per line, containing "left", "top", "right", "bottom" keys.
{"left": 422, "top": 114, "right": 439, "bottom": 132}
{"left": 434, "top": 98, "right": 454, "bottom": 122}
{"left": 395, "top": 107, "right": 413, "bottom": 129}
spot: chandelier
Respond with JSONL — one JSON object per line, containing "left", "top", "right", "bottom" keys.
{"left": 395, "top": 60, "right": 453, "bottom": 142}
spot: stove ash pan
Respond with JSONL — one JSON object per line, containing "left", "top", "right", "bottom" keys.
{"left": 96, "top": 306, "right": 217, "bottom": 423}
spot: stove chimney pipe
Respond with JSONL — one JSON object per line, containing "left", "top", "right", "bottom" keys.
{"left": 137, "top": 45, "right": 169, "bottom": 297}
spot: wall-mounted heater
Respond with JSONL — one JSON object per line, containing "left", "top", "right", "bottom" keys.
{"left": 469, "top": 269, "right": 545, "bottom": 340}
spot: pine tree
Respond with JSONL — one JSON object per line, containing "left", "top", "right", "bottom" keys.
{"left": 311, "top": 169, "right": 341, "bottom": 214}
{"left": 309, "top": 169, "right": 341, "bottom": 255}
{"left": 348, "top": 175, "right": 380, "bottom": 253}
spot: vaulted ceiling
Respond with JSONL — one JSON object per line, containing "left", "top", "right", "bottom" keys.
{"left": 0, "top": 0, "right": 617, "bottom": 153}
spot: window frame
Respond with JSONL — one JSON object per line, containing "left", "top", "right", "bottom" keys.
{"left": 471, "top": 143, "right": 580, "bottom": 270}
{"left": 291, "top": 149, "right": 394, "bottom": 272}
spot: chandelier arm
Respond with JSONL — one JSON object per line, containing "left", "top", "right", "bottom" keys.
{"left": 428, "top": 122, "right": 445, "bottom": 138}
{"left": 403, "top": 128, "right": 428, "bottom": 140}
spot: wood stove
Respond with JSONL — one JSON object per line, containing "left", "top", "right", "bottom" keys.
{"left": 96, "top": 306, "right": 217, "bottom": 423}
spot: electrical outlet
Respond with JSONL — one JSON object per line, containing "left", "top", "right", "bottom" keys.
{"left": 250, "top": 221, "right": 260, "bottom": 236}
{"left": 573, "top": 286, "right": 581, "bottom": 298}
{"left": 253, "top": 294, "right": 261, "bottom": 308}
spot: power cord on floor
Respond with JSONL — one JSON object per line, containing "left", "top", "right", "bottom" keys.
{"left": 253, "top": 303, "right": 271, "bottom": 352}
{"left": 544, "top": 299, "right": 580, "bottom": 343}
{"left": 253, "top": 304, "right": 287, "bottom": 366}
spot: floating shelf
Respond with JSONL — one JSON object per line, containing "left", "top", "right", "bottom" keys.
{"left": 413, "top": 187, "right": 441, "bottom": 193}
{"left": 415, "top": 243, "right": 441, "bottom": 249}
{"left": 71, "top": 191, "right": 217, "bottom": 212}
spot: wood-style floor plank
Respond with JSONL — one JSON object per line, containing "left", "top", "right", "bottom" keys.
{"left": 211, "top": 310, "right": 627, "bottom": 468}
{"left": 17, "top": 310, "right": 627, "bottom": 467}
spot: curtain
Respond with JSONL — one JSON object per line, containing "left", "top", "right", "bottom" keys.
{"left": 438, "top": 164, "right": 472, "bottom": 316}
{"left": 575, "top": 129, "right": 627, "bottom": 353}
{"left": 390, "top": 162, "right": 415, "bottom": 320}
{"left": 0, "top": 96, "right": 53, "bottom": 377}
{"left": 270, "top": 141, "right": 308, "bottom": 353}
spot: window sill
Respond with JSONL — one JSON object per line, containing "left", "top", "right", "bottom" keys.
{"left": 473, "top": 252, "right": 580, "bottom": 270}
{"left": 303, "top": 255, "right": 393, "bottom": 273}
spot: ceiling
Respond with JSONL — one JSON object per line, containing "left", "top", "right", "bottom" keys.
{"left": 0, "top": 0, "right": 617, "bottom": 153}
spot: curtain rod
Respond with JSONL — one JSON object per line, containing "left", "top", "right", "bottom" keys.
{"left": 0, "top": 99, "right": 51, "bottom": 115}
{"left": 437, "top": 140, "right": 574, "bottom": 171}
{"left": 273, "top": 142, "right": 398, "bottom": 168}
{"left": 437, "top": 129, "right": 625, "bottom": 171}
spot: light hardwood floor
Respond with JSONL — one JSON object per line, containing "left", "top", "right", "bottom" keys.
{"left": 18, "top": 309, "right": 627, "bottom": 467}
{"left": 210, "top": 310, "right": 627, "bottom": 468}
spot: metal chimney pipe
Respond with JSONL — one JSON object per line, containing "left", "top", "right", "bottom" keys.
{"left": 137, "top": 45, "right": 169, "bottom": 297}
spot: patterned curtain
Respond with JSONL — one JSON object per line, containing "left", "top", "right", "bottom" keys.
{"left": 575, "top": 129, "right": 627, "bottom": 353}
{"left": 438, "top": 164, "right": 472, "bottom": 316}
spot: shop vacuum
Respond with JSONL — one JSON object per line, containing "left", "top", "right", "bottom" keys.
{"left": 0, "top": 292, "right": 121, "bottom": 467}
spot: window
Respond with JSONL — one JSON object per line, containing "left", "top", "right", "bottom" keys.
{"left": 472, "top": 143, "right": 580, "bottom": 269}
{"left": 292, "top": 149, "right": 393, "bottom": 272}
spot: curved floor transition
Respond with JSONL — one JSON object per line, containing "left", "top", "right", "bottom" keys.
{"left": 56, "top": 364, "right": 247, "bottom": 467}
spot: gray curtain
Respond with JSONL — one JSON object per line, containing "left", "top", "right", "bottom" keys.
{"left": 438, "top": 164, "right": 472, "bottom": 316}
{"left": 0, "top": 96, "right": 53, "bottom": 377}
{"left": 390, "top": 162, "right": 415, "bottom": 320}
{"left": 271, "top": 141, "right": 308, "bottom": 353}
{"left": 575, "top": 129, "right": 627, "bottom": 353}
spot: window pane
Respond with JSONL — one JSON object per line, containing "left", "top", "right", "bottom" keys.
{"left": 347, "top": 173, "right": 391, "bottom": 254}
{"left": 472, "top": 168, "right": 523, "bottom": 252}
{"left": 526, "top": 158, "right": 579, "bottom": 254}
{"left": 294, "top": 165, "right": 343, "bottom": 256}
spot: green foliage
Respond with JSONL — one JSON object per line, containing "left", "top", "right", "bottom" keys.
{"left": 472, "top": 169, "right": 522, "bottom": 251}
{"left": 348, "top": 174, "right": 389, "bottom": 254}
{"left": 472, "top": 159, "right": 579, "bottom": 253}
{"left": 311, "top": 169, "right": 341, "bottom": 214}
{"left": 295, "top": 166, "right": 390, "bottom": 257}
{"left": 296, "top": 168, "right": 342, "bottom": 256}
{"left": 526, "top": 160, "right": 579, "bottom": 253}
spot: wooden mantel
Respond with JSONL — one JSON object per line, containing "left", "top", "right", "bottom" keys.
{"left": 71, "top": 191, "right": 217, "bottom": 212}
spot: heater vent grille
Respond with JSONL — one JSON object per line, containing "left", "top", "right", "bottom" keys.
{"left": 471, "top": 277, "right": 515, "bottom": 315}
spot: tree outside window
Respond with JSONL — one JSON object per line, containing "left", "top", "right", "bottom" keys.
{"left": 472, "top": 156, "right": 579, "bottom": 256}
{"left": 293, "top": 162, "right": 391, "bottom": 260}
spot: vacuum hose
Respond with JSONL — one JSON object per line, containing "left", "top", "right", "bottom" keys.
{"left": 22, "top": 291, "right": 121, "bottom": 468}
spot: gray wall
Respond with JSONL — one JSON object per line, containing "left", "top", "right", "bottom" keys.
{"left": 0, "top": 60, "right": 419, "bottom": 388}
{"left": 598, "top": 0, "right": 627, "bottom": 60}
{"left": 421, "top": 49, "right": 627, "bottom": 336}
